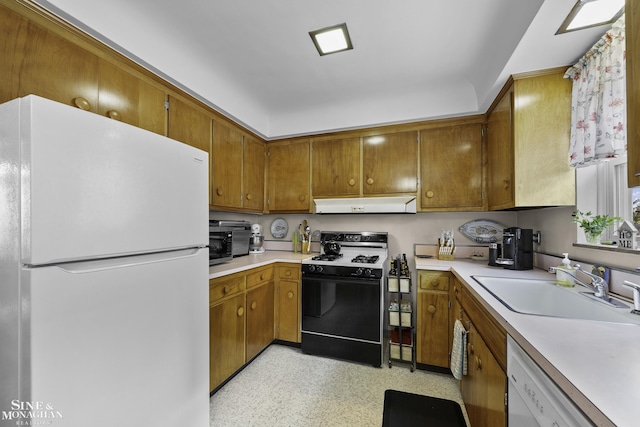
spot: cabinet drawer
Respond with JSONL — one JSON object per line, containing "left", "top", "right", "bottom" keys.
{"left": 210, "top": 275, "right": 246, "bottom": 305}
{"left": 246, "top": 266, "right": 274, "bottom": 288}
{"left": 277, "top": 265, "right": 300, "bottom": 281}
{"left": 418, "top": 271, "right": 451, "bottom": 291}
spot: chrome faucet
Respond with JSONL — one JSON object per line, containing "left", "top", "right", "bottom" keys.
{"left": 549, "top": 264, "right": 609, "bottom": 298}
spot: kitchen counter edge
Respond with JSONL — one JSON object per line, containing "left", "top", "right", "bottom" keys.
{"left": 209, "top": 251, "right": 312, "bottom": 279}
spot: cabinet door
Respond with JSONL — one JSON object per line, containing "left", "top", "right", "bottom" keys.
{"left": 277, "top": 279, "right": 300, "bottom": 343}
{"left": 363, "top": 131, "right": 418, "bottom": 195}
{"left": 420, "top": 124, "right": 483, "bottom": 210}
{"left": 416, "top": 291, "right": 449, "bottom": 367}
{"left": 98, "top": 60, "right": 166, "bottom": 135}
{"left": 211, "top": 119, "right": 243, "bottom": 209}
{"left": 167, "top": 96, "right": 211, "bottom": 153}
{"left": 628, "top": 0, "right": 640, "bottom": 187}
{"left": 243, "top": 135, "right": 265, "bottom": 212}
{"left": 312, "top": 137, "right": 360, "bottom": 197}
{"left": 267, "top": 141, "right": 310, "bottom": 212}
{"left": 209, "top": 293, "right": 245, "bottom": 391}
{"left": 462, "top": 321, "right": 483, "bottom": 427}
{"left": 487, "top": 87, "right": 514, "bottom": 210}
{"left": 1, "top": 8, "right": 99, "bottom": 110}
{"left": 246, "top": 281, "right": 274, "bottom": 361}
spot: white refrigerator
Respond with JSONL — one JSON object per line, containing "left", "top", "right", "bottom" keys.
{"left": 0, "top": 95, "right": 209, "bottom": 426}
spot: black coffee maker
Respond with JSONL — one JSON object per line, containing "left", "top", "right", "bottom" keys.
{"left": 496, "top": 227, "right": 534, "bottom": 270}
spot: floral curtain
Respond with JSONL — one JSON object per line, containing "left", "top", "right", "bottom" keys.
{"left": 564, "top": 14, "right": 626, "bottom": 167}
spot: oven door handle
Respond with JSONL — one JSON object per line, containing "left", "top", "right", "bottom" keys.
{"left": 302, "top": 274, "right": 381, "bottom": 285}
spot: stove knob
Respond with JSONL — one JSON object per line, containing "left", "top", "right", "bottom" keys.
{"left": 364, "top": 268, "right": 372, "bottom": 276}
{"left": 308, "top": 265, "right": 316, "bottom": 273}
{"left": 355, "top": 268, "right": 363, "bottom": 276}
{"left": 317, "top": 265, "right": 324, "bottom": 273}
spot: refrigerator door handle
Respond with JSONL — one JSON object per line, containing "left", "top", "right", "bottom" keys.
{"left": 48, "top": 248, "right": 204, "bottom": 274}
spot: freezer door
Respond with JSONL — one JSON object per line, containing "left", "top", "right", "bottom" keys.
{"left": 15, "top": 95, "right": 208, "bottom": 265}
{"left": 20, "top": 248, "right": 209, "bottom": 427}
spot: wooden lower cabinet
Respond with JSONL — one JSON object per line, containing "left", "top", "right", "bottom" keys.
{"left": 246, "top": 280, "right": 275, "bottom": 361}
{"left": 416, "top": 271, "right": 451, "bottom": 367}
{"left": 275, "top": 263, "right": 301, "bottom": 343}
{"left": 209, "top": 292, "right": 245, "bottom": 392}
{"left": 209, "top": 263, "right": 300, "bottom": 392}
{"left": 454, "top": 280, "right": 507, "bottom": 427}
{"left": 462, "top": 320, "right": 506, "bottom": 427}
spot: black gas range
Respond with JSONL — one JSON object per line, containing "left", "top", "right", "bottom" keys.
{"left": 301, "top": 231, "right": 388, "bottom": 367}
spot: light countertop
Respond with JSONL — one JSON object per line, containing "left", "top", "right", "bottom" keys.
{"left": 208, "top": 251, "right": 313, "bottom": 279}
{"left": 416, "top": 257, "right": 640, "bottom": 427}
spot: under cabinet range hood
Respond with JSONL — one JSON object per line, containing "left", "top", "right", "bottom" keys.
{"left": 314, "top": 196, "right": 417, "bottom": 214}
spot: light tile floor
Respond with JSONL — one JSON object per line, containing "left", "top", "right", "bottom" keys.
{"left": 210, "top": 344, "right": 469, "bottom": 426}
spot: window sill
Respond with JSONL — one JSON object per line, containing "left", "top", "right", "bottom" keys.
{"left": 573, "top": 243, "right": 640, "bottom": 255}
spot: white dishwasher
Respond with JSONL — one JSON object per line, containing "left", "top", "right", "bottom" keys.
{"left": 507, "top": 336, "right": 595, "bottom": 426}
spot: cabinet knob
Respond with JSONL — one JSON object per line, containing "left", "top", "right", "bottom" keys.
{"left": 475, "top": 356, "right": 482, "bottom": 371}
{"left": 260, "top": 274, "right": 265, "bottom": 280}
{"left": 366, "top": 177, "right": 374, "bottom": 185}
{"left": 430, "top": 280, "right": 440, "bottom": 288}
{"left": 426, "top": 190, "right": 434, "bottom": 198}
{"left": 427, "top": 305, "right": 436, "bottom": 314}
{"left": 285, "top": 270, "right": 292, "bottom": 276}
{"left": 107, "top": 110, "right": 122, "bottom": 121}
{"left": 246, "top": 193, "right": 252, "bottom": 200}
{"left": 503, "top": 179, "right": 510, "bottom": 190}
{"left": 237, "top": 306, "right": 244, "bottom": 317}
{"left": 251, "top": 301, "right": 257, "bottom": 310}
{"left": 348, "top": 178, "right": 356, "bottom": 186}
{"left": 216, "top": 187, "right": 223, "bottom": 196}
{"left": 287, "top": 291, "right": 294, "bottom": 299}
{"left": 298, "top": 195, "right": 306, "bottom": 202}
{"left": 468, "top": 343, "right": 474, "bottom": 355}
{"left": 73, "top": 97, "right": 91, "bottom": 111}
{"left": 223, "top": 286, "right": 229, "bottom": 294}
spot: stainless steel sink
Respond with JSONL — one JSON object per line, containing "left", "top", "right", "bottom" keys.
{"left": 472, "top": 276, "right": 640, "bottom": 325}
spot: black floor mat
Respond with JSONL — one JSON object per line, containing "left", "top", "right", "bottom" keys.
{"left": 382, "top": 389, "right": 466, "bottom": 427}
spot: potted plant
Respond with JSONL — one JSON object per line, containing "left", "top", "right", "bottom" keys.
{"left": 572, "top": 210, "right": 621, "bottom": 244}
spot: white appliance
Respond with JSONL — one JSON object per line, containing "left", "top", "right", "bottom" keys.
{"left": 0, "top": 96, "right": 209, "bottom": 427}
{"left": 507, "top": 336, "right": 594, "bottom": 426}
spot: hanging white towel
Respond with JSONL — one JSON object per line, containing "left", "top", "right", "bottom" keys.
{"left": 450, "top": 319, "right": 467, "bottom": 380}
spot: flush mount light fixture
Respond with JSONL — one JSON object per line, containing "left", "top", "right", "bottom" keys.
{"left": 557, "top": 0, "right": 624, "bottom": 34}
{"left": 309, "top": 23, "right": 353, "bottom": 56}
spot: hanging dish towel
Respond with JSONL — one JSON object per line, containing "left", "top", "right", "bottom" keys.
{"left": 450, "top": 319, "right": 467, "bottom": 380}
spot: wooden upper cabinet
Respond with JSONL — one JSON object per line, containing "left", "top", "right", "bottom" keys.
{"left": 420, "top": 124, "right": 483, "bottom": 211}
{"left": 0, "top": 5, "right": 99, "bottom": 109}
{"left": 627, "top": 0, "right": 640, "bottom": 187}
{"left": 167, "top": 96, "right": 211, "bottom": 153}
{"left": 98, "top": 60, "right": 166, "bottom": 135}
{"left": 212, "top": 119, "right": 243, "bottom": 209}
{"left": 486, "top": 88, "right": 514, "bottom": 210}
{"left": 486, "top": 71, "right": 574, "bottom": 210}
{"left": 267, "top": 141, "right": 310, "bottom": 213}
{"left": 311, "top": 137, "right": 360, "bottom": 198}
{"left": 363, "top": 131, "right": 418, "bottom": 195}
{"left": 242, "top": 135, "right": 265, "bottom": 212}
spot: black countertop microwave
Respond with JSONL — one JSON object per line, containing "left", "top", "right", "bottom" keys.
{"left": 209, "top": 220, "right": 251, "bottom": 265}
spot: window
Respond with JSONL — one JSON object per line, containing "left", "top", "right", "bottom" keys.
{"left": 576, "top": 155, "right": 640, "bottom": 246}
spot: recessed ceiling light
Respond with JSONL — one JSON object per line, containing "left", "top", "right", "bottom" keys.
{"left": 557, "top": 0, "right": 624, "bottom": 34}
{"left": 309, "top": 23, "right": 353, "bottom": 56}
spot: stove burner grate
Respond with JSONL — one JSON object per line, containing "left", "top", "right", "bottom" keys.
{"left": 351, "top": 255, "right": 380, "bottom": 264}
{"left": 311, "top": 254, "right": 343, "bottom": 262}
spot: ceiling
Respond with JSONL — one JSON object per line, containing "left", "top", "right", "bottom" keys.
{"left": 35, "top": 0, "right": 612, "bottom": 139}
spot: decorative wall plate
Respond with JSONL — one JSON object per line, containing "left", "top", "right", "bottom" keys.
{"left": 270, "top": 218, "right": 288, "bottom": 239}
{"left": 459, "top": 219, "right": 506, "bottom": 243}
